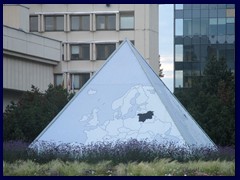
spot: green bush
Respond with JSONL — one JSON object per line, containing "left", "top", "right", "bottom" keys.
{"left": 3, "top": 84, "right": 74, "bottom": 142}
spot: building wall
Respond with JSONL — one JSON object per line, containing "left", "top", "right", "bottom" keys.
{"left": 3, "top": 4, "right": 30, "bottom": 32}
{"left": 3, "top": 4, "right": 159, "bottom": 111}
{"left": 3, "top": 26, "right": 61, "bottom": 62}
{"left": 3, "top": 56, "right": 54, "bottom": 92}
{"left": 28, "top": 4, "right": 159, "bottom": 74}
{"left": 3, "top": 5, "right": 62, "bottom": 112}
{"left": 173, "top": 4, "right": 235, "bottom": 91}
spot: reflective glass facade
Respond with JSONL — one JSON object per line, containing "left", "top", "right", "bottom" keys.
{"left": 174, "top": 4, "right": 235, "bottom": 90}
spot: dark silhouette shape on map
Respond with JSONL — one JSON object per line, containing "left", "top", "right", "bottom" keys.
{"left": 137, "top": 111, "right": 154, "bottom": 122}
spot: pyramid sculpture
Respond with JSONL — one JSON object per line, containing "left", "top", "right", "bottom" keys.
{"left": 30, "top": 40, "right": 215, "bottom": 148}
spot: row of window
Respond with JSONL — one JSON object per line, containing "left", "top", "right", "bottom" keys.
{"left": 175, "top": 8, "right": 235, "bottom": 19}
{"left": 30, "top": 12, "right": 134, "bottom": 32}
{"left": 175, "top": 44, "right": 234, "bottom": 62}
{"left": 63, "top": 41, "right": 134, "bottom": 61}
{"left": 175, "top": 62, "right": 235, "bottom": 89}
{"left": 70, "top": 43, "right": 115, "bottom": 60}
{"left": 54, "top": 73, "right": 90, "bottom": 90}
{"left": 175, "top": 35, "right": 235, "bottom": 45}
{"left": 175, "top": 4, "right": 235, "bottom": 10}
{"left": 175, "top": 17, "right": 235, "bottom": 36}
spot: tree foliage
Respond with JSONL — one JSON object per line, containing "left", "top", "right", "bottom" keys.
{"left": 3, "top": 84, "right": 75, "bottom": 142}
{"left": 174, "top": 57, "right": 235, "bottom": 146}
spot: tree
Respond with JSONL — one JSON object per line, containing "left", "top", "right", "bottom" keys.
{"left": 174, "top": 56, "right": 235, "bottom": 146}
{"left": 3, "top": 84, "right": 75, "bottom": 142}
{"left": 158, "top": 55, "right": 164, "bottom": 78}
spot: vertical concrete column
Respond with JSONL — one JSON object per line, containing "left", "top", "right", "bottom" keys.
{"left": 63, "top": 43, "right": 67, "bottom": 61}
{"left": 66, "top": 43, "right": 70, "bottom": 61}
{"left": 116, "top": 13, "right": 119, "bottom": 31}
{"left": 90, "top": 43, "right": 93, "bottom": 60}
{"left": 92, "top": 13, "right": 96, "bottom": 31}
{"left": 65, "top": 14, "right": 70, "bottom": 32}
{"left": 92, "top": 43, "right": 96, "bottom": 60}
{"left": 40, "top": 14, "right": 44, "bottom": 32}
{"left": 37, "top": 14, "right": 41, "bottom": 32}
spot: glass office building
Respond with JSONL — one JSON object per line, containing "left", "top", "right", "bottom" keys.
{"left": 174, "top": 4, "right": 235, "bottom": 91}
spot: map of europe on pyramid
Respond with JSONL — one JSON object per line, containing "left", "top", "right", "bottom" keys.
{"left": 30, "top": 39, "right": 215, "bottom": 148}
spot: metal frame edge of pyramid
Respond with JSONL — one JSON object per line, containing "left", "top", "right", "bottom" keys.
{"left": 29, "top": 39, "right": 216, "bottom": 150}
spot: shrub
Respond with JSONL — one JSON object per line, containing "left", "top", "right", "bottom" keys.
{"left": 3, "top": 85, "right": 74, "bottom": 142}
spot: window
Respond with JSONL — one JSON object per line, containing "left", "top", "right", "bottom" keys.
{"left": 183, "top": 45, "right": 193, "bottom": 61}
{"left": 175, "top": 45, "right": 183, "bottom": 62}
{"left": 70, "top": 15, "right": 90, "bottom": 31}
{"left": 175, "top": 19, "right": 183, "bottom": 36}
{"left": 209, "top": 4, "right": 217, "bottom": 9}
{"left": 120, "top": 12, "right": 134, "bottom": 30}
{"left": 184, "top": 10, "right": 192, "bottom": 18}
{"left": 209, "top": 9, "right": 217, "bottom": 17}
{"left": 201, "top": 4, "right": 208, "bottom": 9}
{"left": 175, "top": 37, "right": 183, "bottom": 44}
{"left": 175, "top": 10, "right": 183, "bottom": 19}
{"left": 193, "top": 45, "right": 201, "bottom": 61}
{"left": 227, "top": 23, "right": 234, "bottom": 35}
{"left": 201, "top": 9, "right": 209, "bottom": 18}
{"left": 183, "top": 4, "right": 192, "bottom": 9}
{"left": 192, "top": 4, "right": 200, "bottom": 9}
{"left": 209, "top": 18, "right": 218, "bottom": 35}
{"left": 226, "top": 9, "right": 235, "bottom": 17}
{"left": 183, "top": 19, "right": 191, "bottom": 36}
{"left": 96, "top": 44, "right": 116, "bottom": 60}
{"left": 218, "top": 18, "right": 226, "bottom": 36}
{"left": 70, "top": 44, "right": 90, "bottom": 60}
{"left": 30, "top": 16, "right": 38, "bottom": 32}
{"left": 218, "top": 9, "right": 226, "bottom": 18}
{"left": 175, "top": 70, "right": 183, "bottom": 88}
{"left": 200, "top": 44, "right": 208, "bottom": 62}
{"left": 217, "top": 4, "right": 226, "bottom": 9}
{"left": 201, "top": 18, "right": 208, "bottom": 35}
{"left": 227, "top": 4, "right": 235, "bottom": 9}
{"left": 192, "top": 19, "right": 200, "bottom": 35}
{"left": 192, "top": 9, "right": 200, "bottom": 18}
{"left": 45, "top": 15, "right": 64, "bottom": 31}
{"left": 54, "top": 74, "right": 63, "bottom": 86}
{"left": 175, "top": 4, "right": 183, "bottom": 10}
{"left": 96, "top": 14, "right": 116, "bottom": 30}
{"left": 183, "top": 76, "right": 192, "bottom": 88}
{"left": 72, "top": 73, "right": 90, "bottom": 90}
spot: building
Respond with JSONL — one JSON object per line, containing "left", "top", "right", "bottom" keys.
{"left": 3, "top": 4, "right": 159, "bottom": 111}
{"left": 173, "top": 4, "right": 235, "bottom": 91}
{"left": 3, "top": 4, "right": 62, "bottom": 111}
{"left": 28, "top": 4, "right": 159, "bottom": 91}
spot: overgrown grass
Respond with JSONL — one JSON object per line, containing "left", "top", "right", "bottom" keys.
{"left": 3, "top": 140, "right": 235, "bottom": 164}
{"left": 3, "top": 159, "right": 235, "bottom": 176}
{"left": 3, "top": 140, "right": 235, "bottom": 176}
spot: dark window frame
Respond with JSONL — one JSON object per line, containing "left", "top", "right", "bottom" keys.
{"left": 30, "top": 15, "right": 38, "bottom": 32}
{"left": 70, "top": 44, "right": 90, "bottom": 60}
{"left": 120, "top": 11, "right": 135, "bottom": 30}
{"left": 72, "top": 73, "right": 90, "bottom": 90}
{"left": 70, "top": 15, "right": 90, "bottom": 31}
{"left": 96, "top": 14, "right": 116, "bottom": 30}
{"left": 54, "top": 74, "right": 63, "bottom": 87}
{"left": 96, "top": 43, "right": 116, "bottom": 60}
{"left": 45, "top": 15, "right": 64, "bottom": 32}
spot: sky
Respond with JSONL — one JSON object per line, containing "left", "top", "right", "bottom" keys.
{"left": 159, "top": 4, "right": 174, "bottom": 92}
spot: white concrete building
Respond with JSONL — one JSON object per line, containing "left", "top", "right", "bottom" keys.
{"left": 3, "top": 4, "right": 61, "bottom": 111}
{"left": 3, "top": 4, "right": 159, "bottom": 111}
